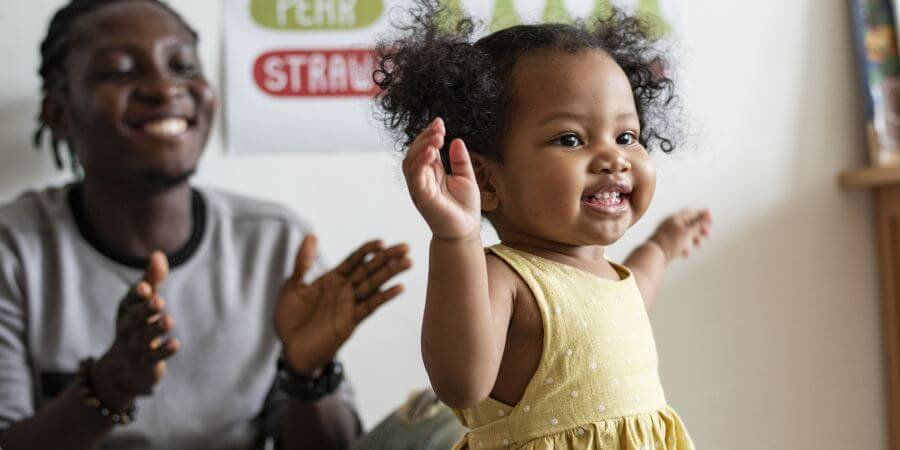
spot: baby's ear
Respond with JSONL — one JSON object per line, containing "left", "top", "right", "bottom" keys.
{"left": 470, "top": 153, "right": 499, "bottom": 213}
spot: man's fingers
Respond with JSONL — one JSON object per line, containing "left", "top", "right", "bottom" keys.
{"left": 348, "top": 243, "right": 409, "bottom": 284}
{"left": 119, "top": 281, "right": 153, "bottom": 317}
{"left": 354, "top": 256, "right": 412, "bottom": 300}
{"left": 143, "top": 251, "right": 169, "bottom": 290}
{"left": 141, "top": 338, "right": 180, "bottom": 366}
{"left": 130, "top": 314, "right": 173, "bottom": 352}
{"left": 290, "top": 235, "right": 319, "bottom": 285}
{"left": 117, "top": 295, "right": 166, "bottom": 336}
{"left": 334, "top": 240, "right": 384, "bottom": 276}
{"left": 354, "top": 285, "right": 404, "bottom": 323}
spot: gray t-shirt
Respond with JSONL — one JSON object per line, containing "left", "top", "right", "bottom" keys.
{"left": 0, "top": 184, "right": 355, "bottom": 449}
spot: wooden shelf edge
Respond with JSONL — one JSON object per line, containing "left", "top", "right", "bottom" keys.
{"left": 840, "top": 166, "right": 900, "bottom": 189}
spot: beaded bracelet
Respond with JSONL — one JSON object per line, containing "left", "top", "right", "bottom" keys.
{"left": 77, "top": 358, "right": 137, "bottom": 425}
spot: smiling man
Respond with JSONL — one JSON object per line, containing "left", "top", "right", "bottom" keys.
{"left": 0, "top": 1, "right": 410, "bottom": 449}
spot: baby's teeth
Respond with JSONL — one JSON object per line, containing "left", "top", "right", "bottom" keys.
{"left": 588, "top": 191, "right": 623, "bottom": 201}
{"left": 598, "top": 192, "right": 619, "bottom": 200}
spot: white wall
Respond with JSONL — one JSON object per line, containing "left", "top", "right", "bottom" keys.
{"left": 0, "top": 1, "right": 888, "bottom": 448}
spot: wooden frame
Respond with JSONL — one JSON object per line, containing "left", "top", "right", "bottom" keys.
{"left": 841, "top": 166, "right": 900, "bottom": 448}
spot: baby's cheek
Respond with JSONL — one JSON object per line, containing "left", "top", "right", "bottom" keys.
{"left": 631, "top": 167, "right": 657, "bottom": 223}
{"left": 523, "top": 195, "right": 571, "bottom": 233}
{"left": 525, "top": 201, "right": 563, "bottom": 226}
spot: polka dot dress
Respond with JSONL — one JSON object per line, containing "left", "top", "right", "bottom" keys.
{"left": 450, "top": 245, "right": 694, "bottom": 450}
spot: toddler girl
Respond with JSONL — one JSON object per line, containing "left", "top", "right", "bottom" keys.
{"left": 375, "top": 3, "right": 711, "bottom": 448}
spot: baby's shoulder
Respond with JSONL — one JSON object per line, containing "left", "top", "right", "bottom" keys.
{"left": 486, "top": 253, "right": 535, "bottom": 309}
{"left": 486, "top": 252, "right": 519, "bottom": 289}
{"left": 486, "top": 253, "right": 543, "bottom": 337}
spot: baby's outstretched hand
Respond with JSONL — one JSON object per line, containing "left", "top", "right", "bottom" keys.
{"left": 402, "top": 118, "right": 481, "bottom": 240}
{"left": 649, "top": 209, "right": 712, "bottom": 261}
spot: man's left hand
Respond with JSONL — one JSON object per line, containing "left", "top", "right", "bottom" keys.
{"left": 275, "top": 235, "right": 411, "bottom": 375}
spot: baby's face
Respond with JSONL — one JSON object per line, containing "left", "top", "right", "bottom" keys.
{"left": 487, "top": 50, "right": 656, "bottom": 246}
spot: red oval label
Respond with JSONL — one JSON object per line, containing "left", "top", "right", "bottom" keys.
{"left": 253, "top": 49, "right": 379, "bottom": 97}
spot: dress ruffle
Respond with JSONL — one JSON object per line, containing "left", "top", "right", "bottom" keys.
{"left": 454, "top": 406, "right": 693, "bottom": 450}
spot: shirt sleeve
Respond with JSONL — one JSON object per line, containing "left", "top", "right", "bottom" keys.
{"left": 0, "top": 228, "right": 34, "bottom": 429}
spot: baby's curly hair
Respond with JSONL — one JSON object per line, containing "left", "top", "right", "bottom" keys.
{"left": 374, "top": 0, "right": 680, "bottom": 169}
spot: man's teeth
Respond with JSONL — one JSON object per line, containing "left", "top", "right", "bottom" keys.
{"left": 142, "top": 118, "right": 188, "bottom": 137}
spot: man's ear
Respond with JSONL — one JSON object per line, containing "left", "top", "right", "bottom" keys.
{"left": 470, "top": 153, "right": 500, "bottom": 213}
{"left": 40, "top": 89, "right": 71, "bottom": 143}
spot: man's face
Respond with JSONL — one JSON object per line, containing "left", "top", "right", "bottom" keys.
{"left": 58, "top": 1, "right": 215, "bottom": 190}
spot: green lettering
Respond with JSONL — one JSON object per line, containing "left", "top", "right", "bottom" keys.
{"left": 250, "top": 0, "right": 384, "bottom": 31}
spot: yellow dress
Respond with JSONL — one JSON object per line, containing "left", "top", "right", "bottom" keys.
{"left": 451, "top": 244, "right": 694, "bottom": 450}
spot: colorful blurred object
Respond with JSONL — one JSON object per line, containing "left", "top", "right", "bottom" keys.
{"left": 440, "top": 0, "right": 676, "bottom": 36}
{"left": 849, "top": 0, "right": 900, "bottom": 166}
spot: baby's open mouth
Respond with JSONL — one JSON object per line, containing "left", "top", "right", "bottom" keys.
{"left": 582, "top": 191, "right": 629, "bottom": 206}
{"left": 581, "top": 182, "right": 632, "bottom": 216}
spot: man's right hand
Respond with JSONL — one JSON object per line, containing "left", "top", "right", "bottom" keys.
{"left": 92, "top": 252, "right": 180, "bottom": 412}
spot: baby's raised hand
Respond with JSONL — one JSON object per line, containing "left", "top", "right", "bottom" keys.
{"left": 649, "top": 209, "right": 712, "bottom": 261}
{"left": 402, "top": 118, "right": 482, "bottom": 240}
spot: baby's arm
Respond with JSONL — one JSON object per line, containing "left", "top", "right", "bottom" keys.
{"left": 403, "top": 118, "right": 513, "bottom": 408}
{"left": 424, "top": 239, "right": 515, "bottom": 408}
{"left": 625, "top": 209, "right": 712, "bottom": 308}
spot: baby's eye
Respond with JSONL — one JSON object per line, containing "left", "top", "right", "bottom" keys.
{"left": 616, "top": 131, "right": 638, "bottom": 146}
{"left": 551, "top": 133, "right": 584, "bottom": 148}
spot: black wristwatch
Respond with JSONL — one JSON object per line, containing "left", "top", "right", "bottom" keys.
{"left": 276, "top": 358, "right": 344, "bottom": 402}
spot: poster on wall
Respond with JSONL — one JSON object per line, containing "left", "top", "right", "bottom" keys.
{"left": 224, "top": 0, "right": 679, "bottom": 154}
